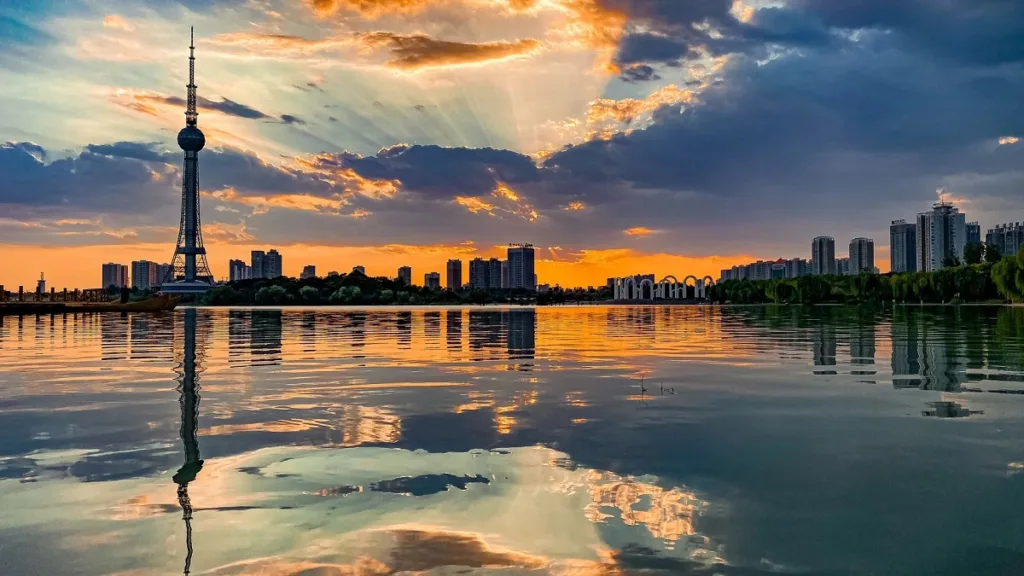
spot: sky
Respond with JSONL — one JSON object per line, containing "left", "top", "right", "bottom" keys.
{"left": 1, "top": 0, "right": 1023, "bottom": 289}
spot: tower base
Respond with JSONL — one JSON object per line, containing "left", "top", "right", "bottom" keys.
{"left": 161, "top": 281, "right": 214, "bottom": 295}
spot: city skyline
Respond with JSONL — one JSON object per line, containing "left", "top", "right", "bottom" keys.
{"left": 2, "top": 2, "right": 1023, "bottom": 289}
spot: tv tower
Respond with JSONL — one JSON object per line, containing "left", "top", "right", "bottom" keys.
{"left": 163, "top": 27, "right": 213, "bottom": 293}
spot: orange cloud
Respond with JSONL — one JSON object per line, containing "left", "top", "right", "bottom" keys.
{"left": 305, "top": 0, "right": 437, "bottom": 18}
{"left": 587, "top": 84, "right": 697, "bottom": 125}
{"left": 490, "top": 182, "right": 538, "bottom": 222}
{"left": 357, "top": 33, "right": 542, "bottom": 70}
{"left": 102, "top": 14, "right": 134, "bottom": 31}
{"left": 454, "top": 196, "right": 497, "bottom": 215}
{"left": 293, "top": 154, "right": 401, "bottom": 199}
{"left": 208, "top": 187, "right": 349, "bottom": 215}
{"left": 305, "top": 0, "right": 542, "bottom": 18}
{"left": 624, "top": 227, "right": 656, "bottom": 237}
{"left": 491, "top": 182, "right": 520, "bottom": 202}
{"left": 565, "top": 201, "right": 585, "bottom": 211}
{"left": 999, "top": 136, "right": 1019, "bottom": 145}
{"left": 210, "top": 32, "right": 352, "bottom": 54}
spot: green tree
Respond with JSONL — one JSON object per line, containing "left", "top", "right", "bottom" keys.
{"left": 206, "top": 285, "right": 238, "bottom": 305}
{"left": 299, "top": 285, "right": 319, "bottom": 304}
{"left": 379, "top": 289, "right": 395, "bottom": 304}
{"left": 255, "top": 285, "right": 288, "bottom": 305}
{"left": 992, "top": 249, "right": 1024, "bottom": 302}
{"left": 985, "top": 244, "right": 1003, "bottom": 264}
{"left": 963, "top": 242, "right": 984, "bottom": 265}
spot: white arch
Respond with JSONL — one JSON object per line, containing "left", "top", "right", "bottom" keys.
{"left": 620, "top": 276, "right": 636, "bottom": 300}
{"left": 699, "top": 276, "right": 714, "bottom": 300}
{"left": 658, "top": 275, "right": 680, "bottom": 299}
{"left": 639, "top": 278, "right": 655, "bottom": 300}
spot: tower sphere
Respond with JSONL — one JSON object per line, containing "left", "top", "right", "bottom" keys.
{"left": 177, "top": 125, "right": 206, "bottom": 151}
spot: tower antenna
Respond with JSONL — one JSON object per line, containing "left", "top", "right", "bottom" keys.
{"left": 186, "top": 26, "right": 198, "bottom": 126}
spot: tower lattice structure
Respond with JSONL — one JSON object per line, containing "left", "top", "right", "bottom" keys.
{"left": 165, "top": 27, "right": 212, "bottom": 285}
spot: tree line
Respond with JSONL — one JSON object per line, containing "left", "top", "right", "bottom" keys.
{"left": 709, "top": 246, "right": 1024, "bottom": 305}
{"left": 199, "top": 271, "right": 615, "bottom": 306}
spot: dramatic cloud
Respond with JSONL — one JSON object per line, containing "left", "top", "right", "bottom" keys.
{"left": 117, "top": 91, "right": 309, "bottom": 125}
{"left": 3, "top": 0, "right": 1024, "bottom": 287}
{"left": 357, "top": 33, "right": 542, "bottom": 70}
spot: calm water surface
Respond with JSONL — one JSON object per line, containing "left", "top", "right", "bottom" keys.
{"left": 2, "top": 306, "right": 1024, "bottom": 575}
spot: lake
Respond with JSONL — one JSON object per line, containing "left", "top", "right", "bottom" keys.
{"left": 1, "top": 306, "right": 1023, "bottom": 575}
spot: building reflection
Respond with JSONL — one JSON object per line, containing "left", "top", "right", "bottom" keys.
{"left": 397, "top": 311, "right": 412, "bottom": 350}
{"left": 301, "top": 312, "right": 317, "bottom": 355}
{"left": 506, "top": 309, "right": 536, "bottom": 364}
{"left": 226, "top": 310, "right": 243, "bottom": 367}
{"left": 921, "top": 401, "right": 982, "bottom": 418}
{"left": 890, "top": 309, "right": 967, "bottom": 392}
{"left": 129, "top": 313, "right": 151, "bottom": 359}
{"left": 250, "top": 311, "right": 283, "bottom": 365}
{"left": 850, "top": 323, "right": 876, "bottom": 366}
{"left": 812, "top": 324, "right": 837, "bottom": 372}
{"left": 347, "top": 312, "right": 366, "bottom": 350}
{"left": 468, "top": 310, "right": 504, "bottom": 358}
{"left": 173, "top": 308, "right": 206, "bottom": 575}
{"left": 424, "top": 311, "right": 441, "bottom": 349}
{"left": 100, "top": 313, "right": 129, "bottom": 361}
{"left": 446, "top": 310, "right": 463, "bottom": 353}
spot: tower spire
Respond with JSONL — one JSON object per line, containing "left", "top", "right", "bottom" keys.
{"left": 186, "top": 26, "right": 198, "bottom": 126}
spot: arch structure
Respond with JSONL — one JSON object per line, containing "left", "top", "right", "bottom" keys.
{"left": 612, "top": 275, "right": 715, "bottom": 301}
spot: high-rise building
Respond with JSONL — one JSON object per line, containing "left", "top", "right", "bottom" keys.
{"left": 837, "top": 257, "right": 851, "bottom": 276}
{"left": 916, "top": 202, "right": 966, "bottom": 271}
{"left": 397, "top": 266, "right": 412, "bottom": 286}
{"left": 784, "top": 258, "right": 811, "bottom": 278}
{"left": 501, "top": 261, "right": 510, "bottom": 289}
{"left": 327, "top": 271, "right": 340, "bottom": 278}
{"left": 229, "top": 259, "right": 251, "bottom": 282}
{"left": 163, "top": 29, "right": 213, "bottom": 293}
{"left": 266, "top": 249, "right": 283, "bottom": 278}
{"left": 468, "top": 258, "right": 489, "bottom": 290}
{"left": 352, "top": 265, "right": 365, "bottom": 274}
{"left": 986, "top": 222, "right": 1024, "bottom": 258}
{"left": 446, "top": 259, "right": 463, "bottom": 289}
{"left": 131, "top": 260, "right": 158, "bottom": 290}
{"left": 890, "top": 220, "right": 917, "bottom": 273}
{"left": 36, "top": 274, "right": 46, "bottom": 294}
{"left": 425, "top": 272, "right": 441, "bottom": 289}
{"left": 966, "top": 222, "right": 981, "bottom": 246}
{"left": 507, "top": 243, "right": 536, "bottom": 291}
{"left": 102, "top": 263, "right": 129, "bottom": 289}
{"left": 811, "top": 236, "right": 836, "bottom": 275}
{"left": 251, "top": 250, "right": 266, "bottom": 279}
{"left": 300, "top": 265, "right": 316, "bottom": 279}
{"left": 771, "top": 259, "right": 787, "bottom": 279}
{"left": 849, "top": 238, "right": 875, "bottom": 274}
{"left": 488, "top": 258, "right": 503, "bottom": 290}
{"left": 156, "top": 263, "right": 173, "bottom": 285}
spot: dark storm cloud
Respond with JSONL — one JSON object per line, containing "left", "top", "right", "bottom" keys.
{"left": 85, "top": 142, "right": 167, "bottom": 163}
{"left": 619, "top": 64, "right": 659, "bottom": 83}
{"left": 547, "top": 46, "right": 1024, "bottom": 193}
{"left": 0, "top": 142, "right": 173, "bottom": 213}
{"left": 790, "top": 0, "right": 1024, "bottom": 65}
{"left": 135, "top": 94, "right": 306, "bottom": 124}
{"left": 615, "top": 33, "right": 688, "bottom": 65}
{"left": 311, "top": 145, "right": 541, "bottom": 200}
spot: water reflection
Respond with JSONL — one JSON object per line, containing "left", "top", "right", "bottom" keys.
{"left": 173, "top": 308, "right": 203, "bottom": 575}
{"left": 921, "top": 401, "right": 983, "bottom": 418}
{"left": 1, "top": 306, "right": 1024, "bottom": 574}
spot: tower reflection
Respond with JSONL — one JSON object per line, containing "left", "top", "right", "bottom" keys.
{"left": 173, "top": 309, "right": 204, "bottom": 575}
